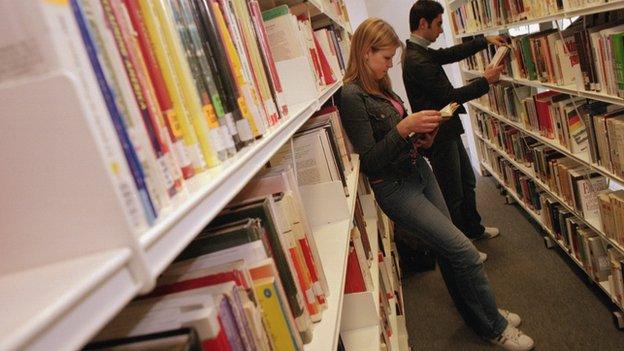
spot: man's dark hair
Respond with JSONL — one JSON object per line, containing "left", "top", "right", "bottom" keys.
{"left": 409, "top": 0, "right": 444, "bottom": 32}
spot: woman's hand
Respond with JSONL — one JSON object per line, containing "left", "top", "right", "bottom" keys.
{"left": 397, "top": 110, "right": 441, "bottom": 138}
{"left": 415, "top": 127, "right": 439, "bottom": 149}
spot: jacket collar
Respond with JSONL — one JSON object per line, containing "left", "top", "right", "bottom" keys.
{"left": 405, "top": 39, "right": 429, "bottom": 53}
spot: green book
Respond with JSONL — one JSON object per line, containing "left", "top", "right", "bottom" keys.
{"left": 262, "top": 4, "right": 289, "bottom": 21}
{"left": 520, "top": 36, "right": 537, "bottom": 80}
{"left": 611, "top": 32, "right": 624, "bottom": 97}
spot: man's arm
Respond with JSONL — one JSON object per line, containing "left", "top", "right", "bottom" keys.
{"left": 430, "top": 35, "right": 506, "bottom": 65}
{"left": 406, "top": 59, "right": 490, "bottom": 105}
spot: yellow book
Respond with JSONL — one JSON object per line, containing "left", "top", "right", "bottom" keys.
{"left": 253, "top": 277, "right": 298, "bottom": 351}
{"left": 211, "top": 0, "right": 264, "bottom": 137}
{"left": 153, "top": 0, "right": 221, "bottom": 167}
{"left": 230, "top": 0, "right": 279, "bottom": 125}
{"left": 138, "top": 0, "right": 207, "bottom": 173}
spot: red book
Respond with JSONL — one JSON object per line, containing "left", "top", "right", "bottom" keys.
{"left": 533, "top": 91, "right": 559, "bottom": 139}
{"left": 123, "top": 0, "right": 194, "bottom": 180}
{"left": 344, "top": 243, "right": 366, "bottom": 294}
{"left": 201, "top": 316, "right": 233, "bottom": 351}
{"left": 313, "top": 36, "right": 336, "bottom": 85}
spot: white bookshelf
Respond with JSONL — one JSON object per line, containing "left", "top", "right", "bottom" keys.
{"left": 473, "top": 128, "right": 624, "bottom": 256}
{"left": 445, "top": 0, "right": 624, "bottom": 329}
{"left": 340, "top": 202, "right": 381, "bottom": 350}
{"left": 452, "top": 0, "right": 624, "bottom": 38}
{"left": 462, "top": 68, "right": 624, "bottom": 108}
{"left": 0, "top": 0, "right": 361, "bottom": 349}
{"left": 303, "top": 155, "right": 361, "bottom": 351}
{"left": 479, "top": 160, "right": 622, "bottom": 309}
{"left": 139, "top": 82, "right": 342, "bottom": 279}
{"left": 467, "top": 100, "right": 624, "bottom": 185}
{"left": 0, "top": 80, "right": 343, "bottom": 351}
{"left": 339, "top": 193, "right": 410, "bottom": 351}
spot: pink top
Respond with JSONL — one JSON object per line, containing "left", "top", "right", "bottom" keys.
{"left": 385, "top": 94, "right": 405, "bottom": 116}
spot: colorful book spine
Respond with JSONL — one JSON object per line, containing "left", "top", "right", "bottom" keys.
{"left": 171, "top": 0, "right": 238, "bottom": 157}
{"left": 138, "top": 0, "right": 209, "bottom": 173}
{"left": 253, "top": 279, "right": 298, "bottom": 351}
{"left": 71, "top": 0, "right": 157, "bottom": 224}
{"left": 105, "top": 0, "right": 182, "bottom": 199}
{"left": 123, "top": 0, "right": 195, "bottom": 180}
{"left": 209, "top": 0, "right": 264, "bottom": 138}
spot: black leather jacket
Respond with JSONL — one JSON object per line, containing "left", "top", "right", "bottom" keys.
{"left": 338, "top": 82, "right": 415, "bottom": 180}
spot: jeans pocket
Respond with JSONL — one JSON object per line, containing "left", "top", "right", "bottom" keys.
{"left": 371, "top": 179, "right": 403, "bottom": 200}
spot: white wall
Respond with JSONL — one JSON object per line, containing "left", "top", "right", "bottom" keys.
{"left": 344, "top": 0, "right": 369, "bottom": 29}
{"left": 357, "top": 0, "right": 482, "bottom": 173}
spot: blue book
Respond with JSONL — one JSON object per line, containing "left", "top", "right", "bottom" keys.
{"left": 70, "top": 0, "right": 156, "bottom": 223}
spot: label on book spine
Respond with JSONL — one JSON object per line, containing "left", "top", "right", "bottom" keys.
{"left": 236, "top": 119, "right": 253, "bottom": 142}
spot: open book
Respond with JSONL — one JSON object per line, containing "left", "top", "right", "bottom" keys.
{"left": 440, "top": 102, "right": 460, "bottom": 120}
{"left": 408, "top": 102, "right": 460, "bottom": 139}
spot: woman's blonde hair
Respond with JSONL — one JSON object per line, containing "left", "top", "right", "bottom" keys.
{"left": 343, "top": 18, "right": 403, "bottom": 95}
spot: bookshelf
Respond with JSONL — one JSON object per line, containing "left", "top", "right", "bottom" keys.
{"left": 462, "top": 69, "right": 624, "bottom": 110}
{"left": 303, "top": 155, "right": 360, "bottom": 351}
{"left": 478, "top": 158, "right": 617, "bottom": 308}
{"left": 140, "top": 81, "right": 342, "bottom": 279}
{"left": 451, "top": 0, "right": 624, "bottom": 38}
{"left": 445, "top": 0, "right": 624, "bottom": 326}
{"left": 0, "top": 0, "right": 360, "bottom": 349}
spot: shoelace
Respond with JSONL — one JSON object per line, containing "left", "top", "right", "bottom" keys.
{"left": 500, "top": 327, "right": 524, "bottom": 343}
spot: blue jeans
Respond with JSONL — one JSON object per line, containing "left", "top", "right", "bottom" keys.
{"left": 426, "top": 137, "right": 485, "bottom": 239}
{"left": 370, "top": 157, "right": 507, "bottom": 340}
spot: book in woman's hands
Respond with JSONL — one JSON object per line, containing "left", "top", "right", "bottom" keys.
{"left": 440, "top": 102, "right": 460, "bottom": 120}
{"left": 408, "top": 102, "right": 460, "bottom": 139}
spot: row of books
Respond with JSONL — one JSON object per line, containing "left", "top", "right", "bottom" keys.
{"left": 477, "top": 84, "right": 590, "bottom": 155}
{"left": 464, "top": 11, "right": 624, "bottom": 96}
{"left": 450, "top": 0, "right": 610, "bottom": 35}
{"left": 46, "top": 0, "right": 349, "bottom": 235}
{"left": 85, "top": 100, "right": 359, "bottom": 350}
{"left": 475, "top": 83, "right": 624, "bottom": 180}
{"left": 479, "top": 143, "right": 624, "bottom": 308}
{"left": 475, "top": 111, "right": 608, "bottom": 230}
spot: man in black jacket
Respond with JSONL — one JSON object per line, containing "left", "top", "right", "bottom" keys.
{"left": 403, "top": 0, "right": 505, "bottom": 241}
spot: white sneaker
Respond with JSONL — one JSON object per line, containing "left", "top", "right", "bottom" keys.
{"left": 491, "top": 325, "right": 534, "bottom": 351}
{"left": 478, "top": 251, "right": 487, "bottom": 263}
{"left": 472, "top": 227, "right": 500, "bottom": 241}
{"left": 498, "top": 308, "right": 521, "bottom": 327}
{"left": 483, "top": 227, "right": 500, "bottom": 238}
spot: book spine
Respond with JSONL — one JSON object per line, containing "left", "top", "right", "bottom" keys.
{"left": 173, "top": 0, "right": 237, "bottom": 156}
{"left": 210, "top": 0, "right": 264, "bottom": 138}
{"left": 191, "top": 0, "right": 254, "bottom": 145}
{"left": 123, "top": 0, "right": 195, "bottom": 180}
{"left": 106, "top": 0, "right": 181, "bottom": 200}
{"left": 138, "top": 0, "right": 208, "bottom": 173}
{"left": 167, "top": 0, "right": 231, "bottom": 161}
{"left": 71, "top": 0, "right": 157, "bottom": 224}
{"left": 43, "top": 1, "right": 149, "bottom": 233}
{"left": 248, "top": 0, "right": 288, "bottom": 118}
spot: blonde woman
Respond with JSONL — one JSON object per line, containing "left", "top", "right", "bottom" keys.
{"left": 338, "top": 18, "right": 534, "bottom": 351}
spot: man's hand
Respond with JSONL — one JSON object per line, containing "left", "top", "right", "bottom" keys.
{"left": 486, "top": 35, "right": 507, "bottom": 47}
{"left": 484, "top": 65, "right": 504, "bottom": 84}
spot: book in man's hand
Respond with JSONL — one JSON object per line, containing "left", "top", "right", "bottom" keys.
{"left": 488, "top": 45, "right": 510, "bottom": 68}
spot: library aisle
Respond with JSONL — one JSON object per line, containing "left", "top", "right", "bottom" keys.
{"left": 402, "top": 175, "right": 624, "bottom": 350}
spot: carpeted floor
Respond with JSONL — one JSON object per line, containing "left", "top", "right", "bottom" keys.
{"left": 402, "top": 175, "right": 624, "bottom": 350}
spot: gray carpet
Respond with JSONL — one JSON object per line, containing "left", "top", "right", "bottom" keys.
{"left": 402, "top": 175, "right": 624, "bottom": 350}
